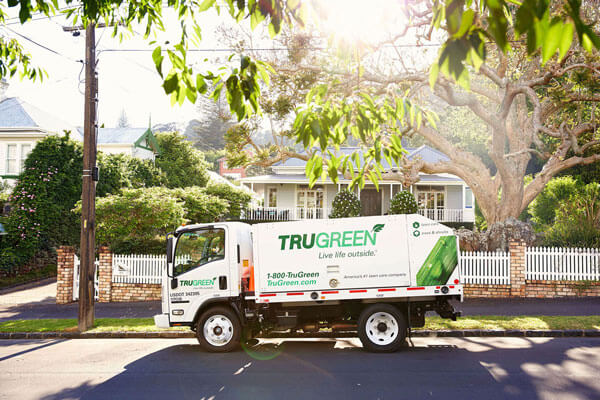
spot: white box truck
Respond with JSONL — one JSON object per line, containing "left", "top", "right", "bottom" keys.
{"left": 154, "top": 214, "right": 462, "bottom": 352}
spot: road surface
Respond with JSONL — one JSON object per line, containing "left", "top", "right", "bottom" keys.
{"left": 1, "top": 337, "right": 599, "bottom": 399}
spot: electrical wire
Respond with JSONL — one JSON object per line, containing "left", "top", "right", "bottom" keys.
{"left": 4, "top": 26, "right": 83, "bottom": 63}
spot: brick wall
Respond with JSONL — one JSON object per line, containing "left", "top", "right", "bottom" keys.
{"left": 110, "top": 283, "right": 161, "bottom": 302}
{"left": 523, "top": 280, "right": 600, "bottom": 298}
{"left": 463, "top": 284, "right": 511, "bottom": 298}
{"left": 56, "top": 246, "right": 75, "bottom": 304}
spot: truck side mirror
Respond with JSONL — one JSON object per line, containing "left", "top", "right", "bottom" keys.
{"left": 166, "top": 237, "right": 173, "bottom": 264}
{"left": 171, "top": 278, "right": 178, "bottom": 289}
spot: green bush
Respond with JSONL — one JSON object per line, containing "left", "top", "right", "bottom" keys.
{"left": 171, "top": 187, "right": 229, "bottom": 223}
{"left": 202, "top": 183, "right": 252, "bottom": 218}
{"left": 542, "top": 182, "right": 600, "bottom": 247}
{"left": 1, "top": 134, "right": 83, "bottom": 274}
{"left": 330, "top": 189, "right": 361, "bottom": 218}
{"left": 529, "top": 176, "right": 580, "bottom": 230}
{"left": 83, "top": 185, "right": 244, "bottom": 252}
{"left": 86, "top": 187, "right": 186, "bottom": 248}
{"left": 389, "top": 190, "right": 418, "bottom": 214}
{"left": 155, "top": 132, "right": 209, "bottom": 188}
{"left": 96, "top": 153, "right": 166, "bottom": 196}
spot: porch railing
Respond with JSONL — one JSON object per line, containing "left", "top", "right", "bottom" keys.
{"left": 418, "top": 208, "right": 474, "bottom": 223}
{"left": 242, "top": 207, "right": 332, "bottom": 221}
{"left": 242, "top": 207, "right": 474, "bottom": 222}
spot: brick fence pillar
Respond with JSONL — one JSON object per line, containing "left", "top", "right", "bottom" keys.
{"left": 98, "top": 246, "right": 113, "bottom": 303}
{"left": 509, "top": 240, "right": 526, "bottom": 297}
{"left": 56, "top": 246, "right": 75, "bottom": 304}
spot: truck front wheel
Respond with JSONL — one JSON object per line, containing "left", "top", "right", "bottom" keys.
{"left": 196, "top": 306, "right": 241, "bottom": 352}
{"left": 358, "top": 304, "right": 407, "bottom": 352}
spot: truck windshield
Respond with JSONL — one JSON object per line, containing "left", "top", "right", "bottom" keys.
{"left": 173, "top": 228, "right": 225, "bottom": 277}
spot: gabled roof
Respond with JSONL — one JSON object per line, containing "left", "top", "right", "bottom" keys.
{"left": 272, "top": 145, "right": 450, "bottom": 169}
{"left": 76, "top": 127, "right": 160, "bottom": 153}
{"left": 0, "top": 97, "right": 81, "bottom": 139}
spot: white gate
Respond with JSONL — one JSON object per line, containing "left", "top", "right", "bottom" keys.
{"left": 73, "top": 255, "right": 99, "bottom": 301}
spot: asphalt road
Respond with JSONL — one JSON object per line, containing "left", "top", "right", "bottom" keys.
{"left": 1, "top": 337, "right": 599, "bottom": 400}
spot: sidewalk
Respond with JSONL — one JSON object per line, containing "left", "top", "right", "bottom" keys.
{"left": 1, "top": 279, "right": 599, "bottom": 321}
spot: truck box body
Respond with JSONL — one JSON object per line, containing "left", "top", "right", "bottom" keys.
{"left": 252, "top": 214, "right": 462, "bottom": 303}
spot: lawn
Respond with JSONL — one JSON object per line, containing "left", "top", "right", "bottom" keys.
{"left": 0, "top": 316, "right": 599, "bottom": 333}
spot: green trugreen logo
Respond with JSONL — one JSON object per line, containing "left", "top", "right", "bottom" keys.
{"left": 413, "top": 230, "right": 421, "bottom": 237}
{"left": 278, "top": 224, "right": 384, "bottom": 251}
{"left": 179, "top": 279, "right": 215, "bottom": 287}
{"left": 413, "top": 222, "right": 420, "bottom": 228}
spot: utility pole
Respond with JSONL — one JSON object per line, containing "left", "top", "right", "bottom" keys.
{"left": 78, "top": 22, "right": 97, "bottom": 331}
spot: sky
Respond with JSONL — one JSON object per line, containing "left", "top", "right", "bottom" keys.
{"left": 1, "top": 8, "right": 230, "bottom": 129}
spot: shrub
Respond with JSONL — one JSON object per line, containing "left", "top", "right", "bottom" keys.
{"left": 88, "top": 187, "right": 186, "bottom": 248}
{"left": 529, "top": 176, "right": 580, "bottom": 230}
{"left": 202, "top": 183, "right": 252, "bottom": 218}
{"left": 542, "top": 182, "right": 600, "bottom": 247}
{"left": 96, "top": 153, "right": 166, "bottom": 196}
{"left": 1, "top": 134, "right": 83, "bottom": 274}
{"left": 330, "top": 189, "right": 361, "bottom": 218}
{"left": 389, "top": 190, "right": 418, "bottom": 214}
{"left": 171, "top": 187, "right": 229, "bottom": 223}
{"left": 155, "top": 132, "right": 209, "bottom": 188}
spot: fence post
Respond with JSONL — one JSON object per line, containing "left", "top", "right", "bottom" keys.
{"left": 98, "top": 246, "right": 113, "bottom": 303}
{"left": 56, "top": 246, "right": 75, "bottom": 304}
{"left": 509, "top": 240, "right": 526, "bottom": 297}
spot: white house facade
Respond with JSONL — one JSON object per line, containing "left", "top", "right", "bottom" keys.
{"left": 239, "top": 146, "right": 475, "bottom": 224}
{"left": 0, "top": 96, "right": 160, "bottom": 185}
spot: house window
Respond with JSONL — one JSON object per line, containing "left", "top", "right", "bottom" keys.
{"left": 267, "top": 187, "right": 278, "bottom": 208}
{"left": 416, "top": 185, "right": 445, "bottom": 209}
{"left": 6, "top": 144, "right": 18, "bottom": 175}
{"left": 297, "top": 185, "right": 324, "bottom": 209}
{"left": 465, "top": 187, "right": 473, "bottom": 208}
{"left": 20, "top": 144, "right": 31, "bottom": 170}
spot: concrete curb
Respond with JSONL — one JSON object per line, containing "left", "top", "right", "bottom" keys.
{"left": 0, "top": 330, "right": 599, "bottom": 340}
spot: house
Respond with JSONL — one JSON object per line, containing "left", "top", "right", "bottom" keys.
{"left": 239, "top": 146, "right": 475, "bottom": 224}
{"left": 0, "top": 94, "right": 160, "bottom": 184}
{"left": 93, "top": 128, "right": 160, "bottom": 161}
{"left": 0, "top": 96, "right": 82, "bottom": 182}
{"left": 218, "top": 157, "right": 246, "bottom": 179}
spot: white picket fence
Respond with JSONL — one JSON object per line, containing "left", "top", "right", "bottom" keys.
{"left": 112, "top": 254, "right": 191, "bottom": 284}
{"left": 73, "top": 255, "right": 99, "bottom": 301}
{"left": 459, "top": 251, "right": 511, "bottom": 285}
{"left": 112, "top": 254, "right": 165, "bottom": 284}
{"left": 526, "top": 247, "right": 600, "bottom": 281}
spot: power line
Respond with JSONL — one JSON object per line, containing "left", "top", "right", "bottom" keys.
{"left": 4, "top": 26, "right": 83, "bottom": 63}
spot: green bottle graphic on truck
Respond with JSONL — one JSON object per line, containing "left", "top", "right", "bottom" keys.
{"left": 416, "top": 235, "right": 458, "bottom": 286}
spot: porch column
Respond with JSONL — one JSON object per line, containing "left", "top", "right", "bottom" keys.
{"left": 390, "top": 183, "right": 393, "bottom": 200}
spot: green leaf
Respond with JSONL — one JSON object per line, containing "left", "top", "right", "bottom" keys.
{"left": 429, "top": 62, "right": 440, "bottom": 89}
{"left": 152, "top": 47, "right": 163, "bottom": 78}
{"left": 198, "top": 0, "right": 216, "bottom": 12}
{"left": 372, "top": 224, "right": 385, "bottom": 232}
{"left": 163, "top": 72, "right": 178, "bottom": 94}
{"left": 558, "top": 22, "right": 574, "bottom": 60}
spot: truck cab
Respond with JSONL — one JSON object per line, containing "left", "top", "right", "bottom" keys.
{"left": 154, "top": 222, "right": 252, "bottom": 331}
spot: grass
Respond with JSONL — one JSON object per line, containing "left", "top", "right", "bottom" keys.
{"left": 0, "top": 264, "right": 57, "bottom": 289}
{"left": 0, "top": 316, "right": 599, "bottom": 333}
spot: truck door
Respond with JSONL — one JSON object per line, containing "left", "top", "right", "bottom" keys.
{"left": 169, "top": 227, "right": 231, "bottom": 323}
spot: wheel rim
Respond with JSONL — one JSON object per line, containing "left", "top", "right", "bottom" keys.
{"left": 365, "top": 311, "right": 399, "bottom": 346}
{"left": 203, "top": 314, "right": 234, "bottom": 347}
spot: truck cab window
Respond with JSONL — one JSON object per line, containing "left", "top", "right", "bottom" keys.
{"left": 174, "top": 229, "right": 226, "bottom": 277}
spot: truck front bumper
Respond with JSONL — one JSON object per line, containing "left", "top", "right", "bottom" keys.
{"left": 154, "top": 313, "right": 170, "bottom": 329}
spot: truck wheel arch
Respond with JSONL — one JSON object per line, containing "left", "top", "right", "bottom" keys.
{"left": 192, "top": 298, "right": 242, "bottom": 329}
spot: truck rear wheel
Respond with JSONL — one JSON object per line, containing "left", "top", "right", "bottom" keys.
{"left": 196, "top": 306, "right": 241, "bottom": 352}
{"left": 358, "top": 304, "right": 407, "bottom": 353}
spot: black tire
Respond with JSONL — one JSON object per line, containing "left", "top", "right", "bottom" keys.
{"left": 196, "top": 306, "right": 241, "bottom": 352}
{"left": 357, "top": 303, "right": 407, "bottom": 353}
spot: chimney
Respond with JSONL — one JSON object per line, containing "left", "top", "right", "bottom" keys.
{"left": 0, "top": 79, "right": 8, "bottom": 101}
